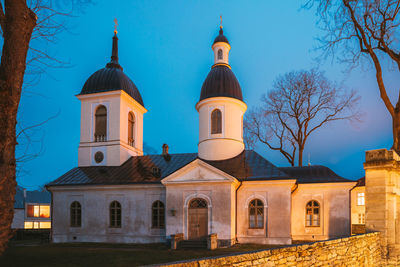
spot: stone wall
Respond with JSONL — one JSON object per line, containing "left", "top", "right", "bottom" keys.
{"left": 156, "top": 232, "right": 383, "bottom": 267}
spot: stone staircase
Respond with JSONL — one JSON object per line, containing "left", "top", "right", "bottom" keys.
{"left": 178, "top": 239, "right": 207, "bottom": 249}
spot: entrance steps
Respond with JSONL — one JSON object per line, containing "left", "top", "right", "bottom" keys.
{"left": 179, "top": 239, "right": 207, "bottom": 249}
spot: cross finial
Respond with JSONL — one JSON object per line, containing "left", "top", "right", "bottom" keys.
{"left": 114, "top": 18, "right": 118, "bottom": 34}
{"left": 220, "top": 15, "right": 223, "bottom": 29}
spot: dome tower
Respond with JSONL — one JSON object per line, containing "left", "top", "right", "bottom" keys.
{"left": 196, "top": 25, "right": 247, "bottom": 161}
{"left": 77, "top": 30, "right": 147, "bottom": 167}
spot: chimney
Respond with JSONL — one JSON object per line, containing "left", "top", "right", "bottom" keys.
{"left": 162, "top": 144, "right": 171, "bottom": 161}
{"left": 162, "top": 144, "right": 169, "bottom": 155}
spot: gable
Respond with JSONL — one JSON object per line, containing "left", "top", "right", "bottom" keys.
{"left": 162, "top": 159, "right": 239, "bottom": 185}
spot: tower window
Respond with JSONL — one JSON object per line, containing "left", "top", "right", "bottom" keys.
{"left": 217, "top": 49, "right": 223, "bottom": 60}
{"left": 128, "top": 112, "right": 135, "bottom": 146}
{"left": 211, "top": 109, "right": 222, "bottom": 134}
{"left": 94, "top": 105, "right": 107, "bottom": 142}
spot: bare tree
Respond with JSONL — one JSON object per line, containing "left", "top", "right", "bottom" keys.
{"left": 244, "top": 69, "right": 361, "bottom": 166}
{"left": 0, "top": 0, "right": 88, "bottom": 255}
{"left": 306, "top": 0, "right": 400, "bottom": 152}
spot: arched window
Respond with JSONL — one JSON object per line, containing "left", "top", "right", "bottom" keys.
{"left": 109, "top": 201, "right": 121, "bottom": 228}
{"left": 128, "top": 112, "right": 135, "bottom": 146}
{"left": 70, "top": 201, "right": 81, "bottom": 227}
{"left": 152, "top": 201, "right": 165, "bottom": 229}
{"left": 305, "top": 200, "right": 320, "bottom": 227}
{"left": 217, "top": 49, "right": 223, "bottom": 60}
{"left": 211, "top": 109, "right": 222, "bottom": 134}
{"left": 249, "top": 199, "right": 264, "bottom": 229}
{"left": 95, "top": 105, "right": 107, "bottom": 142}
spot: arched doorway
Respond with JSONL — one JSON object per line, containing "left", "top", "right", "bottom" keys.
{"left": 188, "top": 198, "right": 208, "bottom": 239}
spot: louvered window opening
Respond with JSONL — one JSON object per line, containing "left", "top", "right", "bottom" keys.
{"left": 95, "top": 105, "right": 107, "bottom": 142}
{"left": 211, "top": 109, "right": 222, "bottom": 134}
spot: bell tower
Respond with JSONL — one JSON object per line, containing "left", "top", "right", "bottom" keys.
{"left": 77, "top": 28, "right": 147, "bottom": 167}
{"left": 196, "top": 24, "right": 247, "bottom": 161}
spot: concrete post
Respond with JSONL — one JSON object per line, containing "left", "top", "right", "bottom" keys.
{"left": 207, "top": 233, "right": 218, "bottom": 250}
{"left": 170, "top": 233, "right": 184, "bottom": 250}
{"left": 364, "top": 149, "right": 400, "bottom": 261}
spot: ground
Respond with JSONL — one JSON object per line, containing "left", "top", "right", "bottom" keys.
{"left": 0, "top": 240, "right": 287, "bottom": 267}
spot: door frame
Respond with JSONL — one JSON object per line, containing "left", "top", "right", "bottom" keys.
{"left": 184, "top": 193, "right": 212, "bottom": 240}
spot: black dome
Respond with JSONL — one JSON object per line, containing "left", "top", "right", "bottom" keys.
{"left": 199, "top": 65, "right": 243, "bottom": 102}
{"left": 81, "top": 67, "right": 144, "bottom": 107}
{"left": 213, "top": 28, "right": 229, "bottom": 45}
{"left": 79, "top": 33, "right": 144, "bottom": 107}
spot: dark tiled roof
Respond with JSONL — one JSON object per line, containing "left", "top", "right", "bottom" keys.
{"left": 199, "top": 65, "right": 243, "bottom": 102}
{"left": 213, "top": 28, "right": 229, "bottom": 45}
{"left": 279, "top": 165, "right": 353, "bottom": 184}
{"left": 14, "top": 186, "right": 24, "bottom": 209}
{"left": 204, "top": 150, "right": 290, "bottom": 181}
{"left": 14, "top": 186, "right": 51, "bottom": 208}
{"left": 47, "top": 150, "right": 291, "bottom": 187}
{"left": 47, "top": 153, "right": 198, "bottom": 186}
{"left": 355, "top": 177, "right": 365, "bottom": 187}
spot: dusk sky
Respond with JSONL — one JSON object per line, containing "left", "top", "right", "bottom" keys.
{"left": 16, "top": 0, "right": 400, "bottom": 189}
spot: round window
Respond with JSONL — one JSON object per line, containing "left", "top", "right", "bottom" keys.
{"left": 94, "top": 151, "right": 104, "bottom": 163}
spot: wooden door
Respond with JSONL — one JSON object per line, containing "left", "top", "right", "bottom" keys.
{"left": 188, "top": 198, "right": 208, "bottom": 239}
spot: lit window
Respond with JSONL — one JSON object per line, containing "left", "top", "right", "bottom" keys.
{"left": 24, "top": 222, "right": 33, "bottom": 229}
{"left": 152, "top": 201, "right": 165, "bottom": 229}
{"left": 357, "top": 193, "right": 365, "bottom": 205}
{"left": 211, "top": 109, "right": 222, "bottom": 134}
{"left": 40, "top": 222, "right": 51, "bottom": 229}
{"left": 306, "top": 200, "right": 320, "bottom": 227}
{"left": 27, "top": 205, "right": 50, "bottom": 218}
{"left": 110, "top": 201, "right": 121, "bottom": 228}
{"left": 95, "top": 105, "right": 107, "bottom": 142}
{"left": 33, "top": 222, "right": 39, "bottom": 229}
{"left": 217, "top": 49, "right": 223, "bottom": 60}
{"left": 249, "top": 199, "right": 264, "bottom": 229}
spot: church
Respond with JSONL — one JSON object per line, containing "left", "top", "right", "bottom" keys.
{"left": 46, "top": 25, "right": 356, "bottom": 247}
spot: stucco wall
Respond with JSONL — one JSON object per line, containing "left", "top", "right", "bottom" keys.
{"left": 77, "top": 90, "right": 146, "bottom": 167}
{"left": 157, "top": 232, "right": 383, "bottom": 267}
{"left": 291, "top": 182, "right": 355, "bottom": 241}
{"left": 236, "top": 181, "right": 295, "bottom": 245}
{"left": 351, "top": 186, "right": 365, "bottom": 229}
{"left": 11, "top": 209, "right": 25, "bottom": 229}
{"left": 50, "top": 184, "right": 166, "bottom": 243}
{"left": 165, "top": 182, "right": 235, "bottom": 243}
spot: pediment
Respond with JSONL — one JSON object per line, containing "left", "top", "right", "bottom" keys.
{"left": 162, "top": 159, "right": 238, "bottom": 185}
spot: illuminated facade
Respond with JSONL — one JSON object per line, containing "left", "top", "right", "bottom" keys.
{"left": 47, "top": 26, "right": 356, "bottom": 246}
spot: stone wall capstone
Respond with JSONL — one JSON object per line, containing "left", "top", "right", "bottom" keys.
{"left": 153, "top": 232, "right": 384, "bottom": 267}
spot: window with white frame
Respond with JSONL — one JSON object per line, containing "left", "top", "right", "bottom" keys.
{"left": 357, "top": 192, "right": 365, "bottom": 206}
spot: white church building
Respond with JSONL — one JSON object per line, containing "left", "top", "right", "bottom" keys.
{"left": 47, "top": 26, "right": 356, "bottom": 247}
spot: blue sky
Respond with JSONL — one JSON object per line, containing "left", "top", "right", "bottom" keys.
{"left": 16, "top": 0, "right": 399, "bottom": 189}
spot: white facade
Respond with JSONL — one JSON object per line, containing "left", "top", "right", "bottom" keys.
{"left": 77, "top": 90, "right": 147, "bottom": 167}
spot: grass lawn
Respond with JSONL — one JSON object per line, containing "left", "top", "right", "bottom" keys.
{"left": 0, "top": 241, "right": 285, "bottom": 267}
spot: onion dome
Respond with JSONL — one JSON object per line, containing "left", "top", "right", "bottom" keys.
{"left": 213, "top": 28, "right": 229, "bottom": 45}
{"left": 200, "top": 65, "right": 242, "bottom": 101}
{"left": 80, "top": 32, "right": 144, "bottom": 107}
{"left": 199, "top": 26, "right": 243, "bottom": 102}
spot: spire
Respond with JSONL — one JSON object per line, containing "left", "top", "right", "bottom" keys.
{"left": 106, "top": 19, "right": 123, "bottom": 70}
{"left": 218, "top": 15, "right": 224, "bottom": 36}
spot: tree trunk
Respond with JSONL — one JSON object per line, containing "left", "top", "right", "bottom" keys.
{"left": 392, "top": 108, "right": 400, "bottom": 154}
{"left": 298, "top": 146, "right": 303, "bottom": 167}
{"left": 0, "top": 0, "right": 36, "bottom": 255}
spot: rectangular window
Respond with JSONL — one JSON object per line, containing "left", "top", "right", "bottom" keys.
{"left": 358, "top": 213, "right": 365, "bottom": 224}
{"left": 40, "top": 222, "right": 51, "bottom": 229}
{"left": 24, "top": 221, "right": 33, "bottom": 229}
{"left": 357, "top": 193, "right": 365, "bottom": 206}
{"left": 26, "top": 205, "right": 50, "bottom": 218}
